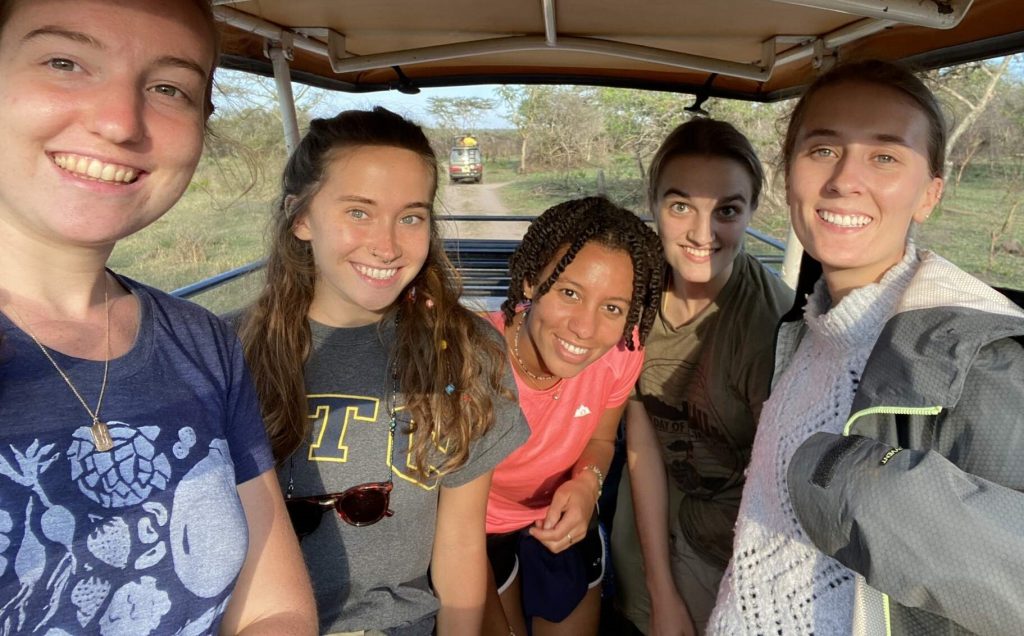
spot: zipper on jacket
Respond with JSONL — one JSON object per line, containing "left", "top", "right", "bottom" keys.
{"left": 842, "top": 405, "right": 943, "bottom": 437}
{"left": 842, "top": 405, "right": 942, "bottom": 635}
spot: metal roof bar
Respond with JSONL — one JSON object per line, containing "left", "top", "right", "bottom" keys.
{"left": 213, "top": 3, "right": 768, "bottom": 81}
{"left": 773, "top": 17, "right": 894, "bottom": 67}
{"left": 543, "top": 0, "right": 557, "bottom": 46}
{"left": 266, "top": 39, "right": 301, "bottom": 155}
{"left": 324, "top": 35, "right": 771, "bottom": 81}
{"left": 768, "top": 0, "right": 973, "bottom": 30}
{"left": 213, "top": 6, "right": 329, "bottom": 58}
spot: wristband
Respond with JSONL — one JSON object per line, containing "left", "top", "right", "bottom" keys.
{"left": 576, "top": 463, "right": 605, "bottom": 498}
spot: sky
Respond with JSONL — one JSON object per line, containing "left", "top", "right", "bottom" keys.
{"left": 215, "top": 69, "right": 513, "bottom": 130}
{"left": 320, "top": 84, "right": 513, "bottom": 129}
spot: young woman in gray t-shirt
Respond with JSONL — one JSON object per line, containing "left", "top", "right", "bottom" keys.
{"left": 236, "top": 107, "right": 529, "bottom": 635}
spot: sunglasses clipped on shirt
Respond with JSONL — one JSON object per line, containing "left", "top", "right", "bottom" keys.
{"left": 285, "top": 380, "right": 403, "bottom": 539}
{"left": 286, "top": 480, "right": 395, "bottom": 536}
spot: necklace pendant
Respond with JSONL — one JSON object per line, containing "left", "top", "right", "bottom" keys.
{"left": 91, "top": 421, "right": 115, "bottom": 452}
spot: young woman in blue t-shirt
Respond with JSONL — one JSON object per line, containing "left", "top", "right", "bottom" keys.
{"left": 0, "top": 1, "right": 316, "bottom": 633}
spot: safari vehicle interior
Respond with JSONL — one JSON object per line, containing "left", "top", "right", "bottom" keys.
{"left": 188, "top": 0, "right": 1024, "bottom": 309}
{"left": 185, "top": 4, "right": 1024, "bottom": 631}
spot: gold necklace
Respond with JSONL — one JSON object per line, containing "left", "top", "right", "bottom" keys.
{"left": 512, "top": 312, "right": 555, "bottom": 382}
{"left": 9, "top": 282, "right": 115, "bottom": 452}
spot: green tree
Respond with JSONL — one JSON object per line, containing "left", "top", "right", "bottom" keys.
{"left": 926, "top": 56, "right": 1015, "bottom": 180}
{"left": 427, "top": 96, "right": 497, "bottom": 139}
{"left": 497, "top": 86, "right": 604, "bottom": 174}
{"left": 597, "top": 88, "right": 688, "bottom": 180}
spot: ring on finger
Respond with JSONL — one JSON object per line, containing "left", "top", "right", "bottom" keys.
{"left": 566, "top": 532, "right": 574, "bottom": 544}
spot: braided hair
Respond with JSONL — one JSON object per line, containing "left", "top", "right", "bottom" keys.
{"left": 501, "top": 196, "right": 663, "bottom": 349}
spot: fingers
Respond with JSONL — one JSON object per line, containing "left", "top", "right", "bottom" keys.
{"left": 528, "top": 518, "right": 586, "bottom": 554}
{"left": 529, "top": 477, "right": 599, "bottom": 553}
{"left": 539, "top": 497, "right": 565, "bottom": 531}
{"left": 527, "top": 526, "right": 576, "bottom": 554}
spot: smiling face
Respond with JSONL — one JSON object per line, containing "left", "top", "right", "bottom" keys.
{"left": 787, "top": 80, "right": 944, "bottom": 299}
{"left": 517, "top": 242, "right": 634, "bottom": 381}
{"left": 655, "top": 154, "right": 754, "bottom": 296}
{"left": 0, "top": 0, "right": 214, "bottom": 251}
{"left": 293, "top": 145, "right": 435, "bottom": 327}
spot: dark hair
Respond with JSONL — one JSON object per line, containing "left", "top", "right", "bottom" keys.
{"left": 782, "top": 59, "right": 946, "bottom": 179}
{"left": 501, "top": 196, "right": 663, "bottom": 349}
{"left": 0, "top": 0, "right": 219, "bottom": 119}
{"left": 239, "top": 107, "right": 511, "bottom": 474}
{"left": 647, "top": 118, "right": 765, "bottom": 212}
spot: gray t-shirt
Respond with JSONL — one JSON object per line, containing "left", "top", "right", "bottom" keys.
{"left": 282, "top": 316, "right": 528, "bottom": 635}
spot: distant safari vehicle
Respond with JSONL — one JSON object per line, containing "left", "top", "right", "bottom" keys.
{"left": 449, "top": 134, "right": 483, "bottom": 184}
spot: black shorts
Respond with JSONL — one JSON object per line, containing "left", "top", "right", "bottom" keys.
{"left": 486, "top": 517, "right": 605, "bottom": 594}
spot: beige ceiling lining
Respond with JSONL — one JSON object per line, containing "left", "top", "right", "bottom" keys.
{"left": 213, "top": 0, "right": 1023, "bottom": 99}
{"left": 214, "top": 2, "right": 873, "bottom": 85}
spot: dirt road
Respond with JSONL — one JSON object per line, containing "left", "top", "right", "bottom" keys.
{"left": 437, "top": 181, "right": 530, "bottom": 241}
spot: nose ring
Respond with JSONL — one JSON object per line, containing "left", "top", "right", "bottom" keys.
{"left": 370, "top": 247, "right": 397, "bottom": 264}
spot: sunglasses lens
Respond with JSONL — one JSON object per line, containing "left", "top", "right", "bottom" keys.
{"left": 337, "top": 485, "right": 391, "bottom": 526}
{"left": 286, "top": 500, "right": 325, "bottom": 538}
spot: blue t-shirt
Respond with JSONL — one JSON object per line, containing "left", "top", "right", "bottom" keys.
{"left": 0, "top": 275, "right": 274, "bottom": 635}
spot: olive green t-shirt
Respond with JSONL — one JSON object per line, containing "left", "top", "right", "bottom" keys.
{"left": 634, "top": 252, "right": 793, "bottom": 567}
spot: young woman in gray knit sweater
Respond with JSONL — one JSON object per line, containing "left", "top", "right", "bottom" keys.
{"left": 710, "top": 61, "right": 1024, "bottom": 635}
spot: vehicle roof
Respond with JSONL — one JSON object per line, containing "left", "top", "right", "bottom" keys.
{"left": 214, "top": 0, "right": 1024, "bottom": 101}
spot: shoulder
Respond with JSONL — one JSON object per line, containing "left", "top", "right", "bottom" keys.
{"left": 898, "top": 250, "right": 1024, "bottom": 322}
{"left": 464, "top": 311, "right": 509, "bottom": 368}
{"left": 218, "top": 306, "right": 247, "bottom": 332}
{"left": 717, "top": 255, "right": 792, "bottom": 349}
{"left": 583, "top": 336, "right": 644, "bottom": 390}
{"left": 475, "top": 311, "right": 506, "bottom": 342}
{"left": 120, "top": 275, "right": 226, "bottom": 323}
{"left": 118, "top": 274, "right": 241, "bottom": 351}
{"left": 481, "top": 309, "right": 508, "bottom": 337}
{"left": 861, "top": 258, "right": 1024, "bottom": 408}
{"left": 884, "top": 252, "right": 1024, "bottom": 356}
{"left": 731, "top": 253, "right": 795, "bottom": 316}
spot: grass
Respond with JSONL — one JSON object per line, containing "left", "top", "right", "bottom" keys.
{"left": 108, "top": 154, "right": 1024, "bottom": 316}
{"left": 920, "top": 174, "right": 1024, "bottom": 289}
{"left": 499, "top": 164, "right": 648, "bottom": 216}
{"left": 109, "top": 154, "right": 280, "bottom": 296}
{"left": 495, "top": 163, "right": 1024, "bottom": 290}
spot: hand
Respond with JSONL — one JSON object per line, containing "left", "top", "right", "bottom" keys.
{"left": 649, "top": 589, "right": 696, "bottom": 636}
{"left": 527, "top": 476, "right": 597, "bottom": 554}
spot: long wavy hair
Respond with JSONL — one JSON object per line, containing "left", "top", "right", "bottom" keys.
{"left": 238, "top": 107, "right": 511, "bottom": 475}
{"left": 502, "top": 196, "right": 663, "bottom": 348}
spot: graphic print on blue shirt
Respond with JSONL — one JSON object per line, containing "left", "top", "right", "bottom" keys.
{"left": 0, "top": 277, "right": 274, "bottom": 636}
{"left": 306, "top": 394, "right": 443, "bottom": 490}
{"left": 0, "top": 427, "right": 243, "bottom": 636}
